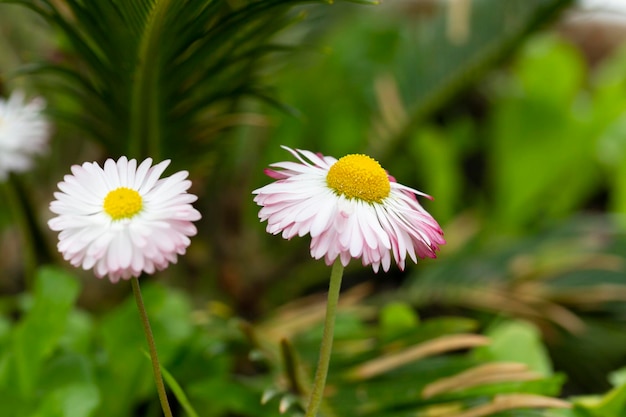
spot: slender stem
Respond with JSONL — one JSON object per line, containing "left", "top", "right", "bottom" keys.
{"left": 2, "top": 177, "right": 36, "bottom": 289}
{"left": 131, "top": 277, "right": 173, "bottom": 417}
{"left": 304, "top": 260, "right": 344, "bottom": 417}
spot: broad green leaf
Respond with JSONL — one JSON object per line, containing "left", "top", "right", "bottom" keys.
{"left": 609, "top": 367, "right": 626, "bottom": 387}
{"left": 592, "top": 44, "right": 626, "bottom": 213}
{"left": 474, "top": 320, "right": 552, "bottom": 376}
{"left": 408, "top": 121, "right": 471, "bottom": 222}
{"left": 57, "top": 310, "right": 93, "bottom": 355}
{"left": 12, "top": 266, "right": 80, "bottom": 396}
{"left": 33, "top": 353, "right": 100, "bottom": 417}
{"left": 517, "top": 35, "right": 584, "bottom": 105}
{"left": 187, "top": 376, "right": 283, "bottom": 417}
{"left": 379, "top": 301, "right": 419, "bottom": 340}
{"left": 572, "top": 364, "right": 626, "bottom": 417}
{"left": 32, "top": 384, "right": 99, "bottom": 417}
{"left": 487, "top": 35, "right": 599, "bottom": 231}
{"left": 574, "top": 383, "right": 626, "bottom": 417}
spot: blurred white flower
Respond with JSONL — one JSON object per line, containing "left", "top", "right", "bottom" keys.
{"left": 0, "top": 90, "right": 50, "bottom": 180}
{"left": 48, "top": 156, "right": 201, "bottom": 283}
{"left": 253, "top": 146, "right": 445, "bottom": 272}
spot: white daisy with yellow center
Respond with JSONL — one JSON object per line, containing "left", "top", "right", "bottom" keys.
{"left": 48, "top": 156, "right": 201, "bottom": 283}
{"left": 0, "top": 90, "right": 50, "bottom": 180}
{"left": 253, "top": 146, "right": 445, "bottom": 272}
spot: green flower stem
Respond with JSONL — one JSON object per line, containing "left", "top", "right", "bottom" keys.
{"left": 2, "top": 178, "right": 36, "bottom": 289}
{"left": 305, "top": 260, "right": 344, "bottom": 417}
{"left": 131, "top": 277, "right": 173, "bottom": 417}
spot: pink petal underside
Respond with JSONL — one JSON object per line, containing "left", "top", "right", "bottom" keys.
{"left": 264, "top": 168, "right": 289, "bottom": 180}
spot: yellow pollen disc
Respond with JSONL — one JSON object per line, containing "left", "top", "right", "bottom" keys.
{"left": 326, "top": 154, "right": 390, "bottom": 203}
{"left": 103, "top": 187, "right": 143, "bottom": 220}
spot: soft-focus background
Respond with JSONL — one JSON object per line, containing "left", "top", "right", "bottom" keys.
{"left": 2, "top": 0, "right": 626, "bottom": 416}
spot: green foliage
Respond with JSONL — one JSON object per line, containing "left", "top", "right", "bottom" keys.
{"left": 256, "top": 299, "right": 570, "bottom": 417}
{"left": 2, "top": 0, "right": 365, "bottom": 166}
{"left": 97, "top": 283, "right": 194, "bottom": 416}
{"left": 474, "top": 320, "right": 553, "bottom": 376}
{"left": 487, "top": 36, "right": 597, "bottom": 231}
{"left": 0, "top": 268, "right": 280, "bottom": 417}
{"left": 568, "top": 367, "right": 626, "bottom": 417}
{"left": 0, "top": 268, "right": 572, "bottom": 417}
{"left": 3, "top": 0, "right": 626, "bottom": 416}
{"left": 405, "top": 213, "right": 626, "bottom": 391}
{"left": 379, "top": 301, "right": 420, "bottom": 339}
{"left": 260, "top": 0, "right": 574, "bottom": 156}
{"left": 0, "top": 267, "right": 87, "bottom": 416}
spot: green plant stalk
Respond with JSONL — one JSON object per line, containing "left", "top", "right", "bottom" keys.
{"left": 2, "top": 177, "right": 36, "bottom": 289}
{"left": 305, "top": 260, "right": 344, "bottom": 417}
{"left": 131, "top": 277, "right": 173, "bottom": 417}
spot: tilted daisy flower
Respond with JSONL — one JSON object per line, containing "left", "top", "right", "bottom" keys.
{"left": 253, "top": 146, "right": 445, "bottom": 272}
{"left": 48, "top": 156, "right": 201, "bottom": 283}
{"left": 0, "top": 90, "right": 50, "bottom": 180}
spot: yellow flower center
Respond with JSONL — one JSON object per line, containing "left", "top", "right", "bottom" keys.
{"left": 103, "top": 187, "right": 143, "bottom": 220}
{"left": 326, "top": 154, "right": 390, "bottom": 203}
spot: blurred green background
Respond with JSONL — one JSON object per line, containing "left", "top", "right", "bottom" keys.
{"left": 3, "top": 0, "right": 626, "bottom": 416}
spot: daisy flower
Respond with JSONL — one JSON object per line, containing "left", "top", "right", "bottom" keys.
{"left": 48, "top": 156, "right": 201, "bottom": 283}
{"left": 0, "top": 90, "right": 50, "bottom": 180}
{"left": 253, "top": 146, "right": 445, "bottom": 272}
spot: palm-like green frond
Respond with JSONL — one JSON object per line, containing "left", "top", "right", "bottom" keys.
{"left": 2, "top": 0, "right": 365, "bottom": 165}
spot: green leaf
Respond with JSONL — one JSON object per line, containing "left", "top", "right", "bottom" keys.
{"left": 575, "top": 383, "right": 626, "bottom": 417}
{"left": 609, "top": 367, "right": 626, "bottom": 388}
{"left": 570, "top": 366, "right": 626, "bottom": 417}
{"left": 516, "top": 35, "right": 584, "bottom": 104}
{"left": 487, "top": 35, "right": 598, "bottom": 231}
{"left": 408, "top": 121, "right": 471, "bottom": 222}
{"left": 33, "top": 384, "right": 99, "bottom": 417}
{"left": 33, "top": 353, "right": 100, "bottom": 417}
{"left": 379, "top": 301, "right": 419, "bottom": 339}
{"left": 474, "top": 320, "right": 552, "bottom": 376}
{"left": 11, "top": 266, "right": 80, "bottom": 396}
